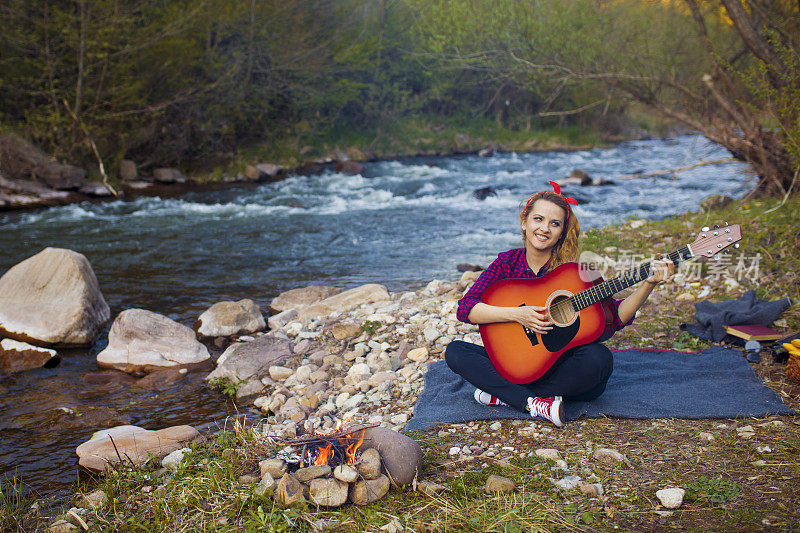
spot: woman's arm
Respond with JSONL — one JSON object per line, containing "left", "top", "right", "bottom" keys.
{"left": 468, "top": 302, "right": 554, "bottom": 333}
{"left": 617, "top": 258, "right": 675, "bottom": 324}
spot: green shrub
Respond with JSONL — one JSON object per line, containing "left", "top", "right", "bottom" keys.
{"left": 209, "top": 376, "right": 243, "bottom": 398}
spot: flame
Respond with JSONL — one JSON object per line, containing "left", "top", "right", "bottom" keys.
{"left": 345, "top": 429, "right": 366, "bottom": 464}
{"left": 315, "top": 442, "right": 334, "bottom": 465}
{"left": 318, "top": 417, "right": 345, "bottom": 436}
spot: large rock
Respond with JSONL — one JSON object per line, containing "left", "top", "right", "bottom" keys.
{"left": 359, "top": 426, "right": 422, "bottom": 486}
{"left": 118, "top": 160, "right": 137, "bottom": 181}
{"left": 485, "top": 475, "right": 515, "bottom": 494}
{"left": 0, "top": 248, "right": 110, "bottom": 346}
{"left": 295, "top": 464, "right": 331, "bottom": 483}
{"left": 269, "top": 286, "right": 342, "bottom": 314}
{"left": 96, "top": 309, "right": 210, "bottom": 374}
{"left": 274, "top": 473, "right": 305, "bottom": 505}
{"left": 0, "top": 174, "right": 72, "bottom": 203}
{"left": 244, "top": 163, "right": 282, "bottom": 181}
{"left": 78, "top": 182, "right": 113, "bottom": 197}
{"left": 194, "top": 299, "right": 266, "bottom": 338}
{"left": 349, "top": 475, "right": 390, "bottom": 505}
{"left": 309, "top": 478, "right": 349, "bottom": 507}
{"left": 357, "top": 448, "right": 382, "bottom": 480}
{"left": 133, "top": 367, "right": 186, "bottom": 391}
{"left": 76, "top": 424, "right": 204, "bottom": 473}
{"left": 254, "top": 473, "right": 276, "bottom": 497}
{"left": 335, "top": 161, "right": 364, "bottom": 175}
{"left": 565, "top": 169, "right": 592, "bottom": 185}
{"left": 0, "top": 135, "right": 54, "bottom": 179}
{"left": 39, "top": 164, "right": 87, "bottom": 190}
{"left": 0, "top": 338, "right": 58, "bottom": 372}
{"left": 297, "top": 284, "right": 390, "bottom": 322}
{"left": 152, "top": 168, "right": 186, "bottom": 184}
{"left": 0, "top": 135, "right": 85, "bottom": 191}
{"left": 267, "top": 309, "right": 297, "bottom": 331}
{"left": 259, "top": 458, "right": 287, "bottom": 479}
{"left": 700, "top": 194, "right": 733, "bottom": 211}
{"left": 656, "top": 487, "right": 685, "bottom": 509}
{"left": 332, "top": 323, "right": 361, "bottom": 340}
{"left": 205, "top": 334, "right": 292, "bottom": 384}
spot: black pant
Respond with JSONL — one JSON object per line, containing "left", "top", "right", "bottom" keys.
{"left": 444, "top": 340, "right": 613, "bottom": 412}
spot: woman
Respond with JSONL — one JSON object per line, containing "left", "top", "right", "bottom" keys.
{"left": 445, "top": 182, "right": 674, "bottom": 427}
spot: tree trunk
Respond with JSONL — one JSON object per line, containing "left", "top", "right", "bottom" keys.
{"left": 666, "top": 0, "right": 799, "bottom": 196}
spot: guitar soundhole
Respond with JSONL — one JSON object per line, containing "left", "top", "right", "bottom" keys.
{"left": 548, "top": 293, "right": 576, "bottom": 326}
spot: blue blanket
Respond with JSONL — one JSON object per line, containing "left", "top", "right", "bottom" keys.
{"left": 405, "top": 346, "right": 793, "bottom": 431}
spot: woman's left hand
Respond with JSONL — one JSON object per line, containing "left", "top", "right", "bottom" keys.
{"left": 645, "top": 256, "right": 675, "bottom": 285}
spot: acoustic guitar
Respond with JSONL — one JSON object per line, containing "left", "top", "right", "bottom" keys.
{"left": 479, "top": 223, "right": 742, "bottom": 384}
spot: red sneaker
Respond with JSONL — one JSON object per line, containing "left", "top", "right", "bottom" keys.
{"left": 526, "top": 396, "right": 564, "bottom": 427}
{"left": 474, "top": 388, "right": 508, "bottom": 407}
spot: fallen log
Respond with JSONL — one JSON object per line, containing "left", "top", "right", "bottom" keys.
{"left": 617, "top": 158, "right": 737, "bottom": 180}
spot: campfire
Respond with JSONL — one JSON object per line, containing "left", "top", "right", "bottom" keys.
{"left": 278, "top": 422, "right": 370, "bottom": 469}
{"left": 259, "top": 422, "right": 423, "bottom": 508}
{"left": 259, "top": 424, "right": 404, "bottom": 507}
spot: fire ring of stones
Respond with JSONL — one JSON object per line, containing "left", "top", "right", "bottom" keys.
{"left": 259, "top": 424, "right": 422, "bottom": 507}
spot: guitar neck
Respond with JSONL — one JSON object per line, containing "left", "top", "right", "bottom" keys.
{"left": 572, "top": 245, "right": 692, "bottom": 311}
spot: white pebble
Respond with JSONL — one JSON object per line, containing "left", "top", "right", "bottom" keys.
{"left": 656, "top": 487, "right": 685, "bottom": 509}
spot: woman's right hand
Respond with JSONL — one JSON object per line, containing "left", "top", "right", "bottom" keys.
{"left": 511, "top": 305, "right": 553, "bottom": 334}
{"left": 467, "top": 302, "right": 553, "bottom": 331}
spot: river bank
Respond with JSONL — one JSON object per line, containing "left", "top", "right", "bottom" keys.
{"left": 3, "top": 194, "right": 798, "bottom": 532}
{"left": 0, "top": 136, "right": 756, "bottom": 514}
{"left": 1, "top": 115, "right": 688, "bottom": 212}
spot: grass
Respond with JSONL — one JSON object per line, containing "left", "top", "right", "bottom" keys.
{"left": 209, "top": 377, "right": 244, "bottom": 399}
{"left": 0, "top": 477, "right": 37, "bottom": 532}
{"left": 359, "top": 320, "right": 383, "bottom": 336}
{"left": 684, "top": 476, "right": 741, "bottom": 504}
{"left": 197, "top": 115, "right": 620, "bottom": 183}
{"left": 15, "top": 193, "right": 800, "bottom": 532}
{"left": 589, "top": 194, "right": 800, "bottom": 337}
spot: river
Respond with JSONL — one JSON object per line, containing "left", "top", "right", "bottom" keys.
{"left": 0, "top": 135, "right": 751, "bottom": 502}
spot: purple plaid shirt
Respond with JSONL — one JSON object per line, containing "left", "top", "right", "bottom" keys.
{"left": 457, "top": 248, "right": 633, "bottom": 331}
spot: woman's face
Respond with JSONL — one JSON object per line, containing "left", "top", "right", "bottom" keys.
{"left": 522, "top": 199, "right": 566, "bottom": 253}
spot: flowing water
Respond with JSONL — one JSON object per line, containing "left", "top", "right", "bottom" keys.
{"left": 0, "top": 135, "right": 751, "bottom": 501}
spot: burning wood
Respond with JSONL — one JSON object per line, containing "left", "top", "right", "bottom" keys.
{"left": 279, "top": 423, "right": 376, "bottom": 469}
{"left": 260, "top": 424, "right": 423, "bottom": 508}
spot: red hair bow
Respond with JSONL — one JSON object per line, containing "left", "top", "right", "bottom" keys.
{"left": 549, "top": 181, "right": 579, "bottom": 205}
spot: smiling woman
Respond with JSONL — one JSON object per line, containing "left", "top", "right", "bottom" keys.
{"left": 519, "top": 185, "right": 580, "bottom": 273}
{"left": 445, "top": 182, "right": 675, "bottom": 427}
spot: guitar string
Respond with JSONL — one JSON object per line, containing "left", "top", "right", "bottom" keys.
{"left": 545, "top": 233, "right": 734, "bottom": 319}
{"left": 549, "top": 246, "right": 689, "bottom": 316}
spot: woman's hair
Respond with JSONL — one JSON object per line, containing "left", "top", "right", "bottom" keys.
{"left": 519, "top": 191, "right": 581, "bottom": 272}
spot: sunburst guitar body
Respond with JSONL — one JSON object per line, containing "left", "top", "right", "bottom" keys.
{"left": 478, "top": 223, "right": 743, "bottom": 384}
{"left": 478, "top": 263, "right": 614, "bottom": 384}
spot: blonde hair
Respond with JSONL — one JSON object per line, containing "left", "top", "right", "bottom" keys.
{"left": 519, "top": 191, "right": 580, "bottom": 272}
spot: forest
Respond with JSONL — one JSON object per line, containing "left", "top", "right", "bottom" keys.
{"left": 1, "top": 0, "right": 797, "bottom": 194}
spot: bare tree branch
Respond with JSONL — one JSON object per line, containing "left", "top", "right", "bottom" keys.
{"left": 63, "top": 98, "right": 119, "bottom": 198}
{"left": 721, "top": 0, "right": 787, "bottom": 78}
{"left": 617, "top": 158, "right": 738, "bottom": 179}
{"left": 536, "top": 99, "right": 604, "bottom": 117}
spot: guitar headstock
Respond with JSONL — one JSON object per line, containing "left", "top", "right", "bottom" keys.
{"left": 687, "top": 223, "right": 742, "bottom": 259}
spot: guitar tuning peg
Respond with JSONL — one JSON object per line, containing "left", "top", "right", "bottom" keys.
{"left": 701, "top": 226, "right": 710, "bottom": 232}
{"left": 734, "top": 243, "right": 740, "bottom": 249}
{"left": 725, "top": 222, "right": 729, "bottom": 226}
{"left": 713, "top": 224, "right": 719, "bottom": 229}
